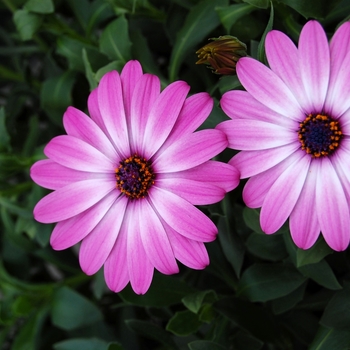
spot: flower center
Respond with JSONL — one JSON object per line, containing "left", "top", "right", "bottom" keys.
{"left": 115, "top": 155, "right": 155, "bottom": 199}
{"left": 298, "top": 113, "right": 342, "bottom": 158}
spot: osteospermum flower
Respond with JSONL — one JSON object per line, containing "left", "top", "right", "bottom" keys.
{"left": 31, "top": 60, "right": 239, "bottom": 294}
{"left": 217, "top": 20, "right": 350, "bottom": 251}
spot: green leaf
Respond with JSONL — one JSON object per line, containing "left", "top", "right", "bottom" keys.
{"left": 218, "top": 75, "right": 242, "bottom": 94}
{"left": 299, "top": 260, "right": 342, "bottom": 290}
{"left": 321, "top": 288, "right": 350, "bottom": 330}
{"left": 99, "top": 16, "right": 131, "bottom": 63}
{"left": 243, "top": 0, "right": 269, "bottom": 8}
{"left": 95, "top": 61, "right": 125, "bottom": 82}
{"left": 126, "top": 320, "right": 177, "bottom": 349}
{"left": 169, "top": 0, "right": 228, "bottom": 81}
{"left": 232, "top": 330, "right": 264, "bottom": 350}
{"left": 0, "top": 107, "right": 10, "bottom": 151}
{"left": 24, "top": 0, "right": 54, "bottom": 14}
{"left": 242, "top": 207, "right": 264, "bottom": 234}
{"left": 237, "top": 263, "right": 307, "bottom": 302}
{"left": 309, "top": 325, "right": 350, "bottom": 350}
{"left": 40, "top": 71, "right": 75, "bottom": 125}
{"left": 277, "top": 0, "right": 342, "bottom": 19}
{"left": 51, "top": 286, "right": 103, "bottom": 330}
{"left": 53, "top": 338, "right": 109, "bottom": 350}
{"left": 189, "top": 340, "right": 227, "bottom": 350}
{"left": 296, "top": 238, "right": 333, "bottom": 267}
{"left": 271, "top": 282, "right": 307, "bottom": 315}
{"left": 216, "top": 4, "right": 256, "bottom": 33}
{"left": 214, "top": 297, "right": 278, "bottom": 342}
{"left": 82, "top": 48, "right": 97, "bottom": 91}
{"left": 66, "top": 0, "right": 91, "bottom": 30}
{"left": 166, "top": 310, "right": 202, "bottom": 336}
{"left": 13, "top": 9, "right": 42, "bottom": 41}
{"left": 246, "top": 232, "right": 288, "bottom": 261}
{"left": 119, "top": 273, "right": 196, "bottom": 307}
{"left": 257, "top": 1, "right": 274, "bottom": 63}
{"left": 182, "top": 290, "right": 217, "bottom": 314}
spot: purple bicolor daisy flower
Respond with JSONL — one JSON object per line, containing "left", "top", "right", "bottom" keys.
{"left": 217, "top": 20, "right": 350, "bottom": 251}
{"left": 31, "top": 60, "right": 239, "bottom": 294}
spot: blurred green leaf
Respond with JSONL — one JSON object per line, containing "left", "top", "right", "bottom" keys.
{"left": 67, "top": 0, "right": 91, "bottom": 30}
{"left": 296, "top": 238, "right": 333, "bottom": 267}
{"left": 309, "top": 325, "right": 350, "bottom": 350}
{"left": 216, "top": 4, "right": 256, "bottom": 33}
{"left": 13, "top": 9, "right": 42, "bottom": 41}
{"left": 277, "top": 0, "right": 342, "bottom": 19}
{"left": 182, "top": 290, "right": 217, "bottom": 314}
{"left": 232, "top": 330, "right": 264, "bottom": 350}
{"left": 0, "top": 107, "right": 11, "bottom": 151}
{"left": 237, "top": 263, "right": 307, "bottom": 302}
{"left": 51, "top": 286, "right": 103, "bottom": 330}
{"left": 215, "top": 296, "right": 278, "bottom": 342}
{"left": 24, "top": 0, "right": 54, "bottom": 14}
{"left": 246, "top": 232, "right": 288, "bottom": 261}
{"left": 53, "top": 338, "right": 109, "bottom": 350}
{"left": 218, "top": 75, "right": 242, "bottom": 94}
{"left": 119, "top": 273, "right": 196, "bottom": 307}
{"left": 257, "top": 1, "right": 273, "bottom": 63}
{"left": 299, "top": 260, "right": 342, "bottom": 290}
{"left": 321, "top": 287, "right": 350, "bottom": 330}
{"left": 243, "top": 0, "right": 269, "bottom": 8}
{"left": 0, "top": 197, "right": 32, "bottom": 218}
{"left": 271, "top": 282, "right": 306, "bottom": 315}
{"left": 82, "top": 48, "right": 98, "bottom": 91}
{"left": 95, "top": 61, "right": 125, "bottom": 82}
{"left": 169, "top": 0, "right": 228, "bottom": 81}
{"left": 40, "top": 71, "right": 75, "bottom": 125}
{"left": 126, "top": 320, "right": 177, "bottom": 349}
{"left": 189, "top": 340, "right": 227, "bottom": 350}
{"left": 166, "top": 310, "right": 202, "bottom": 336}
{"left": 99, "top": 16, "right": 131, "bottom": 63}
{"left": 243, "top": 207, "right": 264, "bottom": 234}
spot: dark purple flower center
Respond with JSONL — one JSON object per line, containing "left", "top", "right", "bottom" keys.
{"left": 298, "top": 113, "right": 342, "bottom": 158}
{"left": 115, "top": 155, "right": 155, "bottom": 199}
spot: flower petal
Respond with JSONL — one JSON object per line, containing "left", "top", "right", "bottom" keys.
{"left": 138, "top": 199, "right": 179, "bottom": 274}
{"left": 289, "top": 161, "right": 320, "bottom": 249}
{"left": 97, "top": 70, "right": 130, "bottom": 157}
{"left": 156, "top": 178, "right": 225, "bottom": 205}
{"left": 231, "top": 143, "right": 301, "bottom": 178}
{"left": 298, "top": 20, "right": 330, "bottom": 112}
{"left": 260, "top": 154, "right": 310, "bottom": 233}
{"left": 88, "top": 88, "right": 107, "bottom": 135}
{"left": 216, "top": 120, "right": 296, "bottom": 150}
{"left": 34, "top": 179, "right": 116, "bottom": 223}
{"left": 126, "top": 201, "right": 154, "bottom": 294}
{"left": 44, "top": 135, "right": 115, "bottom": 173}
{"left": 30, "top": 159, "right": 113, "bottom": 190}
{"left": 266, "top": 30, "right": 309, "bottom": 112}
{"left": 164, "top": 220, "right": 209, "bottom": 269}
{"left": 50, "top": 190, "right": 119, "bottom": 250}
{"left": 160, "top": 160, "right": 239, "bottom": 192}
{"left": 130, "top": 73, "right": 160, "bottom": 154}
{"left": 149, "top": 186, "right": 217, "bottom": 242}
{"left": 243, "top": 150, "right": 305, "bottom": 208}
{"left": 163, "top": 92, "right": 214, "bottom": 147}
{"left": 63, "top": 106, "right": 118, "bottom": 161}
{"left": 236, "top": 57, "right": 303, "bottom": 118}
{"left": 79, "top": 195, "right": 128, "bottom": 275}
{"left": 220, "top": 90, "right": 297, "bottom": 128}
{"left": 143, "top": 81, "right": 190, "bottom": 158}
{"left": 153, "top": 129, "right": 227, "bottom": 173}
{"left": 316, "top": 157, "right": 350, "bottom": 251}
{"left": 104, "top": 220, "right": 129, "bottom": 293}
{"left": 120, "top": 60, "right": 143, "bottom": 120}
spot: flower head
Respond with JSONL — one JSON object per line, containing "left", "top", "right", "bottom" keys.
{"left": 31, "top": 60, "right": 239, "bottom": 294}
{"left": 217, "top": 21, "right": 350, "bottom": 251}
{"left": 196, "top": 36, "right": 247, "bottom": 75}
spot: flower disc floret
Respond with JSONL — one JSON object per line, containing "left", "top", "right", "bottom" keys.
{"left": 116, "top": 155, "right": 155, "bottom": 199}
{"left": 298, "top": 114, "right": 342, "bottom": 157}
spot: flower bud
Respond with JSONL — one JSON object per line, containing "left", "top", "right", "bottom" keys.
{"left": 196, "top": 36, "right": 247, "bottom": 75}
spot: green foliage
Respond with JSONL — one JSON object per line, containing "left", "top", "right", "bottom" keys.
{"left": 1, "top": 0, "right": 350, "bottom": 349}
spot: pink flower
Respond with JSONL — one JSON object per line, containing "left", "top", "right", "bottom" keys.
{"left": 217, "top": 20, "right": 350, "bottom": 251}
{"left": 31, "top": 60, "right": 239, "bottom": 294}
